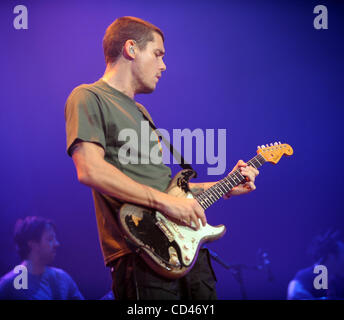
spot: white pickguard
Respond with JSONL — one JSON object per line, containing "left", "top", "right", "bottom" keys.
{"left": 154, "top": 192, "right": 225, "bottom": 267}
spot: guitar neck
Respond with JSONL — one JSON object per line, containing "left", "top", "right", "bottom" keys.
{"left": 195, "top": 154, "right": 266, "bottom": 210}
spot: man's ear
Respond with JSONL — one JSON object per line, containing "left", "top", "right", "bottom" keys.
{"left": 123, "top": 39, "right": 137, "bottom": 59}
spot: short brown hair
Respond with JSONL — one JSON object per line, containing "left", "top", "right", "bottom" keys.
{"left": 103, "top": 16, "right": 164, "bottom": 65}
{"left": 14, "top": 216, "right": 56, "bottom": 260}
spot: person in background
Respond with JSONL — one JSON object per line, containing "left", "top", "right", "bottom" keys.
{"left": 0, "top": 216, "right": 84, "bottom": 300}
{"left": 287, "top": 229, "right": 344, "bottom": 300}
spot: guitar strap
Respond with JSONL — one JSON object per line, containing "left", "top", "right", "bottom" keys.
{"left": 119, "top": 103, "right": 200, "bottom": 295}
{"left": 135, "top": 102, "right": 197, "bottom": 177}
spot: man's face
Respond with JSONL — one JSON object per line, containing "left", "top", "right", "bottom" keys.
{"left": 30, "top": 225, "right": 60, "bottom": 265}
{"left": 132, "top": 32, "right": 166, "bottom": 94}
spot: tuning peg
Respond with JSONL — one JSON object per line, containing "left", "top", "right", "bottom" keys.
{"left": 274, "top": 142, "right": 278, "bottom": 146}
{"left": 270, "top": 143, "right": 273, "bottom": 146}
{"left": 261, "top": 145, "right": 265, "bottom": 149}
{"left": 257, "top": 146, "right": 261, "bottom": 149}
{"left": 278, "top": 141, "right": 281, "bottom": 144}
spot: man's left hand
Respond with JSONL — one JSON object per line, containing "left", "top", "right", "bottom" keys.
{"left": 223, "top": 160, "right": 259, "bottom": 199}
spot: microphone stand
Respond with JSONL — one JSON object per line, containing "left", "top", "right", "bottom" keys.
{"left": 203, "top": 245, "right": 272, "bottom": 300}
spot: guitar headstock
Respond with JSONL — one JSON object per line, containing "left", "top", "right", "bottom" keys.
{"left": 257, "top": 142, "right": 293, "bottom": 164}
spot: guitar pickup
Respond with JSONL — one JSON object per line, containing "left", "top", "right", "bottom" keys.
{"left": 155, "top": 220, "right": 175, "bottom": 242}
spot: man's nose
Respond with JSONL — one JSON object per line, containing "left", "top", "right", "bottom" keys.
{"left": 161, "top": 60, "right": 166, "bottom": 72}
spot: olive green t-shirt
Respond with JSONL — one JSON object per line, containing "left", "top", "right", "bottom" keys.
{"left": 64, "top": 79, "right": 172, "bottom": 265}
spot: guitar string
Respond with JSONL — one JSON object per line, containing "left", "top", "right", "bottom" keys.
{"left": 195, "top": 145, "right": 289, "bottom": 209}
{"left": 195, "top": 154, "right": 266, "bottom": 209}
{"left": 197, "top": 167, "right": 252, "bottom": 207}
{"left": 203, "top": 158, "right": 263, "bottom": 206}
{"left": 200, "top": 155, "right": 263, "bottom": 199}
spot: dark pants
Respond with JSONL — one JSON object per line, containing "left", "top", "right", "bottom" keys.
{"left": 110, "top": 249, "right": 217, "bottom": 300}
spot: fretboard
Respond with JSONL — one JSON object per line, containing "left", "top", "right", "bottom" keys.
{"left": 195, "top": 154, "right": 266, "bottom": 209}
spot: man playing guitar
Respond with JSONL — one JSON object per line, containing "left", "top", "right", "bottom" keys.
{"left": 65, "top": 16, "right": 259, "bottom": 300}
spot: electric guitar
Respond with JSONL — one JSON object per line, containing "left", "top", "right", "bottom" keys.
{"left": 118, "top": 142, "right": 293, "bottom": 279}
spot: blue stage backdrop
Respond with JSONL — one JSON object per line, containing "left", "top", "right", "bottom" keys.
{"left": 1, "top": 0, "right": 343, "bottom": 299}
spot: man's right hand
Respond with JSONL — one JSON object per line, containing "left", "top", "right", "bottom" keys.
{"left": 71, "top": 141, "right": 207, "bottom": 230}
{"left": 157, "top": 195, "right": 207, "bottom": 230}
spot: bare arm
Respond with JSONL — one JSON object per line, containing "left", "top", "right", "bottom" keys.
{"left": 189, "top": 160, "right": 260, "bottom": 199}
{"left": 188, "top": 182, "right": 215, "bottom": 196}
{"left": 71, "top": 141, "right": 206, "bottom": 229}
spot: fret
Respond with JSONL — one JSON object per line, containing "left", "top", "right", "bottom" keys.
{"left": 249, "top": 161, "right": 257, "bottom": 169}
{"left": 204, "top": 197, "right": 214, "bottom": 208}
{"left": 198, "top": 199, "right": 207, "bottom": 210}
{"left": 230, "top": 174, "right": 240, "bottom": 185}
{"left": 248, "top": 159, "right": 258, "bottom": 169}
{"left": 258, "top": 154, "right": 266, "bottom": 165}
{"left": 205, "top": 192, "right": 216, "bottom": 204}
{"left": 196, "top": 194, "right": 207, "bottom": 206}
{"left": 208, "top": 188, "right": 220, "bottom": 200}
{"left": 236, "top": 171, "right": 246, "bottom": 181}
{"left": 195, "top": 154, "right": 267, "bottom": 210}
{"left": 197, "top": 196, "right": 210, "bottom": 209}
{"left": 203, "top": 196, "right": 213, "bottom": 208}
{"left": 255, "top": 155, "right": 265, "bottom": 167}
{"left": 197, "top": 193, "right": 212, "bottom": 207}
{"left": 222, "top": 180, "right": 231, "bottom": 192}
{"left": 227, "top": 178, "right": 235, "bottom": 188}
{"left": 223, "top": 178, "right": 232, "bottom": 190}
{"left": 217, "top": 182, "right": 228, "bottom": 195}
{"left": 211, "top": 186, "right": 222, "bottom": 199}
{"left": 255, "top": 156, "right": 262, "bottom": 166}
